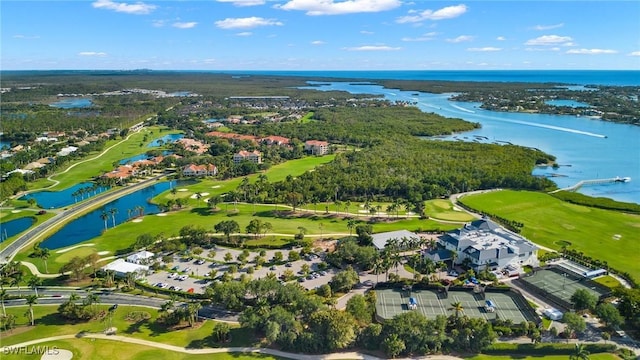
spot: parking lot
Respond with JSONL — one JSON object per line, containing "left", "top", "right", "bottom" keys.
{"left": 145, "top": 247, "right": 335, "bottom": 293}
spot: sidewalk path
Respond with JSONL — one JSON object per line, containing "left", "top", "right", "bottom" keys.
{"left": 3, "top": 334, "right": 464, "bottom": 360}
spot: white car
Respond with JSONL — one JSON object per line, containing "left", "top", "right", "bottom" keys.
{"left": 178, "top": 275, "right": 189, "bottom": 281}
{"left": 168, "top": 272, "right": 177, "bottom": 278}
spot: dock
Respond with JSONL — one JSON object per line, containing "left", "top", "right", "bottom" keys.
{"left": 549, "top": 176, "right": 631, "bottom": 193}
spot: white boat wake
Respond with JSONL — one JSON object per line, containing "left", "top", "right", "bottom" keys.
{"left": 450, "top": 103, "right": 475, "bottom": 113}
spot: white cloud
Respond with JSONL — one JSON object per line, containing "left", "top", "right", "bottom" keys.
{"left": 496, "top": 36, "right": 506, "bottom": 41}
{"left": 172, "top": 22, "right": 197, "bottom": 29}
{"left": 236, "top": 32, "right": 253, "bottom": 36}
{"left": 628, "top": 51, "right": 640, "bottom": 56}
{"left": 532, "top": 23, "right": 564, "bottom": 31}
{"left": 343, "top": 45, "right": 402, "bottom": 51}
{"left": 525, "top": 35, "right": 574, "bottom": 46}
{"left": 566, "top": 48, "right": 617, "bottom": 54}
{"left": 396, "top": 4, "right": 467, "bottom": 23}
{"left": 467, "top": 47, "right": 502, "bottom": 52}
{"left": 217, "top": 0, "right": 266, "bottom": 6}
{"left": 13, "top": 34, "right": 40, "bottom": 39}
{"left": 215, "top": 17, "right": 283, "bottom": 29}
{"left": 311, "top": 40, "right": 326, "bottom": 45}
{"left": 78, "top": 51, "right": 107, "bottom": 57}
{"left": 360, "top": 30, "right": 374, "bottom": 35}
{"left": 525, "top": 47, "right": 560, "bottom": 52}
{"left": 92, "top": 0, "right": 156, "bottom": 15}
{"left": 446, "top": 35, "right": 474, "bottom": 43}
{"left": 401, "top": 32, "right": 438, "bottom": 42}
{"left": 152, "top": 20, "right": 165, "bottom": 27}
{"left": 276, "top": 0, "right": 401, "bottom": 16}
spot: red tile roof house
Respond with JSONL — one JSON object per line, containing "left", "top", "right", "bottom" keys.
{"left": 182, "top": 163, "right": 218, "bottom": 177}
{"left": 260, "top": 135, "right": 290, "bottom": 146}
{"left": 233, "top": 150, "right": 262, "bottom": 164}
{"left": 304, "top": 140, "right": 330, "bottom": 155}
{"left": 176, "top": 138, "right": 209, "bottom": 154}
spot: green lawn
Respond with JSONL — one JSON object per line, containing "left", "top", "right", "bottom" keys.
{"left": 593, "top": 275, "right": 623, "bottom": 289}
{"left": 465, "top": 354, "right": 619, "bottom": 360}
{"left": 424, "top": 199, "right": 476, "bottom": 222}
{"left": 460, "top": 190, "right": 640, "bottom": 282}
{"left": 1, "top": 305, "right": 255, "bottom": 349}
{"left": 2, "top": 338, "right": 286, "bottom": 360}
{"left": 19, "top": 203, "right": 453, "bottom": 274}
{"left": 28, "top": 126, "right": 181, "bottom": 191}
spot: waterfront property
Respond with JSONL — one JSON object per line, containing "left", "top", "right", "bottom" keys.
{"left": 438, "top": 217, "right": 538, "bottom": 272}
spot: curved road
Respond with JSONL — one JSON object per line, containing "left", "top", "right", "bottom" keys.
{"left": 0, "top": 173, "right": 171, "bottom": 264}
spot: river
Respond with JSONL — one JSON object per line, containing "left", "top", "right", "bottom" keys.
{"left": 301, "top": 82, "right": 640, "bottom": 204}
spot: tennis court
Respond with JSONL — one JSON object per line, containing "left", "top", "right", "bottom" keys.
{"left": 518, "top": 267, "right": 609, "bottom": 307}
{"left": 376, "top": 288, "right": 537, "bottom": 323}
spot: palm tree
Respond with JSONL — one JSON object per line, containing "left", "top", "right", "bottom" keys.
{"left": 85, "top": 292, "right": 101, "bottom": 312}
{"left": 109, "top": 208, "right": 118, "bottom": 228}
{"left": 392, "top": 252, "right": 402, "bottom": 277}
{"left": 27, "top": 276, "right": 42, "bottom": 297}
{"left": 100, "top": 210, "right": 109, "bottom": 230}
{"left": 25, "top": 295, "right": 38, "bottom": 326}
{"left": 449, "top": 301, "right": 464, "bottom": 318}
{"left": 347, "top": 219, "right": 357, "bottom": 237}
{"left": 569, "top": 343, "right": 590, "bottom": 360}
{"left": 195, "top": 192, "right": 203, "bottom": 207}
{"left": 0, "top": 289, "right": 7, "bottom": 316}
{"left": 187, "top": 302, "right": 202, "bottom": 327}
{"left": 39, "top": 247, "right": 50, "bottom": 274}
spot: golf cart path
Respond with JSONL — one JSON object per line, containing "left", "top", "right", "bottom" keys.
{"left": 6, "top": 334, "right": 464, "bottom": 360}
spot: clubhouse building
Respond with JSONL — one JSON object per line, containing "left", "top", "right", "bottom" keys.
{"left": 435, "top": 217, "right": 538, "bottom": 272}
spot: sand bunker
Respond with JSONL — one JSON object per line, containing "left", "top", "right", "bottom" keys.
{"left": 177, "top": 188, "right": 188, "bottom": 192}
{"left": 97, "top": 251, "right": 110, "bottom": 255}
{"left": 211, "top": 185, "right": 221, "bottom": 189}
{"left": 157, "top": 213, "right": 167, "bottom": 216}
{"left": 11, "top": 210, "right": 21, "bottom": 213}
{"left": 41, "top": 349, "right": 73, "bottom": 360}
{"left": 132, "top": 219, "right": 143, "bottom": 223}
{"left": 56, "top": 243, "right": 95, "bottom": 254}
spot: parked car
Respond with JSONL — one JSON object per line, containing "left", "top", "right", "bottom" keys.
{"left": 167, "top": 273, "right": 177, "bottom": 278}
{"left": 194, "top": 259, "right": 205, "bottom": 265}
{"left": 183, "top": 267, "right": 192, "bottom": 273}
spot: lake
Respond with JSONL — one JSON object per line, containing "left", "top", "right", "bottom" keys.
{"left": 148, "top": 133, "right": 184, "bottom": 147}
{"left": 49, "top": 98, "right": 93, "bottom": 108}
{"left": 300, "top": 82, "right": 640, "bottom": 204}
{"left": 40, "top": 180, "right": 176, "bottom": 249}
{"left": 119, "top": 150, "right": 173, "bottom": 165}
{"left": 19, "top": 182, "right": 107, "bottom": 209}
{"left": 1, "top": 217, "right": 35, "bottom": 242}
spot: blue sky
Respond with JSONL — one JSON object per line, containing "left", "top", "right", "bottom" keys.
{"left": 2, "top": 0, "right": 639, "bottom": 70}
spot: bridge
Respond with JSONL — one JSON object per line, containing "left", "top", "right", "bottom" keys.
{"left": 549, "top": 176, "right": 631, "bottom": 193}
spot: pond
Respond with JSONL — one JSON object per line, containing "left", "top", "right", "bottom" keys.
{"left": 147, "top": 133, "right": 184, "bottom": 147}
{"left": 119, "top": 150, "right": 173, "bottom": 165}
{"left": 49, "top": 98, "right": 93, "bottom": 109}
{"left": 1, "top": 217, "right": 35, "bottom": 242}
{"left": 40, "top": 180, "right": 177, "bottom": 249}
{"left": 19, "top": 182, "right": 108, "bottom": 209}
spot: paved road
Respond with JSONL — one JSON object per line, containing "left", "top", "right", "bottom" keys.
{"left": 0, "top": 173, "right": 171, "bottom": 264}
{"left": 4, "top": 287, "right": 239, "bottom": 322}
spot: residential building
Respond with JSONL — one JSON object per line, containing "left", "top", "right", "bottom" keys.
{"left": 438, "top": 217, "right": 538, "bottom": 271}
{"left": 176, "top": 138, "right": 209, "bottom": 155}
{"left": 261, "top": 135, "right": 290, "bottom": 146}
{"left": 233, "top": 150, "right": 262, "bottom": 164}
{"left": 304, "top": 140, "right": 329, "bottom": 155}
{"left": 182, "top": 163, "right": 218, "bottom": 177}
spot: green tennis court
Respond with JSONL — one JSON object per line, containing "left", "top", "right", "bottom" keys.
{"left": 519, "top": 267, "right": 609, "bottom": 305}
{"left": 375, "top": 288, "right": 537, "bottom": 323}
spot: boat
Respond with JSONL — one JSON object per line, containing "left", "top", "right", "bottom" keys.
{"left": 614, "top": 176, "right": 631, "bottom": 183}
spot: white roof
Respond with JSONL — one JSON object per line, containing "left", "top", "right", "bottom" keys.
{"left": 102, "top": 259, "right": 148, "bottom": 274}
{"left": 371, "top": 230, "right": 419, "bottom": 250}
{"left": 126, "top": 250, "right": 154, "bottom": 262}
{"left": 543, "top": 308, "right": 563, "bottom": 317}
